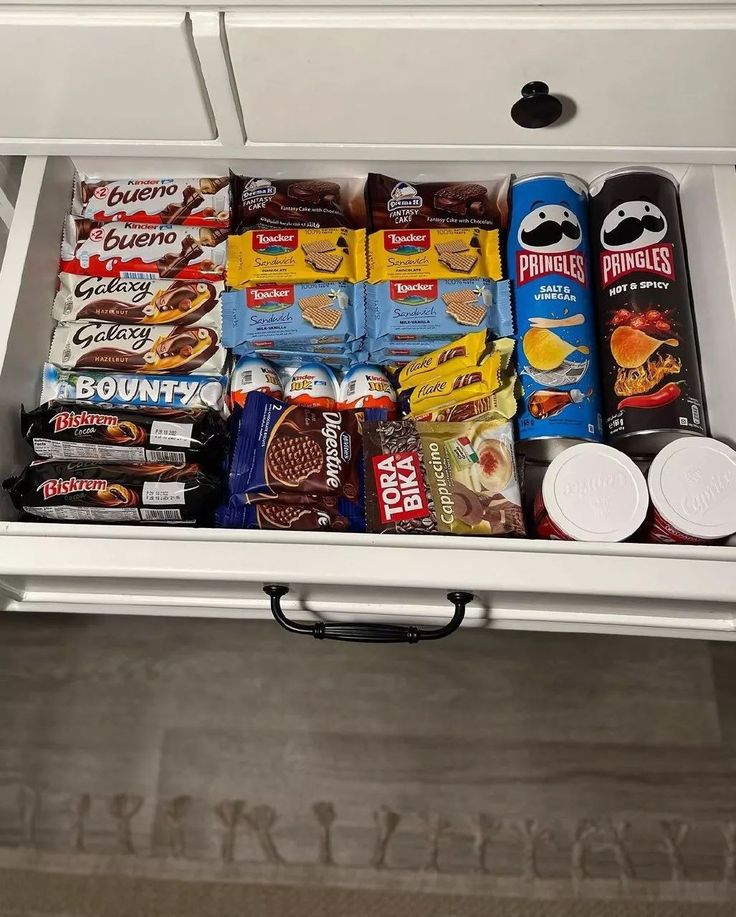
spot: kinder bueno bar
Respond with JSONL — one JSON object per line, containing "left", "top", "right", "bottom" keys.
{"left": 227, "top": 228, "right": 367, "bottom": 287}
{"left": 366, "top": 173, "right": 509, "bottom": 231}
{"left": 228, "top": 391, "right": 361, "bottom": 499}
{"left": 234, "top": 174, "right": 365, "bottom": 231}
{"left": 367, "top": 279, "right": 512, "bottom": 341}
{"left": 41, "top": 364, "right": 227, "bottom": 412}
{"left": 53, "top": 274, "right": 223, "bottom": 328}
{"left": 21, "top": 402, "right": 225, "bottom": 464}
{"left": 49, "top": 322, "right": 225, "bottom": 376}
{"left": 3, "top": 460, "right": 220, "bottom": 524}
{"left": 222, "top": 281, "right": 364, "bottom": 351}
{"left": 367, "top": 229, "right": 502, "bottom": 282}
{"left": 60, "top": 216, "right": 227, "bottom": 280}
{"left": 73, "top": 175, "right": 230, "bottom": 227}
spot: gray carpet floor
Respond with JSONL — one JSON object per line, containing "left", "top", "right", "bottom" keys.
{"left": 0, "top": 614, "right": 735, "bottom": 914}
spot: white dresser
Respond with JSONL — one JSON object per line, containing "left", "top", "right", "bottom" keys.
{"left": 0, "top": 1, "right": 734, "bottom": 639}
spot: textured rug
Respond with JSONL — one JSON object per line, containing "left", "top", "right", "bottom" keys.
{"left": 0, "top": 614, "right": 735, "bottom": 914}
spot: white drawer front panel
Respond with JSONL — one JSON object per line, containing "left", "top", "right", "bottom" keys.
{"left": 226, "top": 10, "right": 736, "bottom": 151}
{"left": 0, "top": 11, "right": 214, "bottom": 142}
{"left": 0, "top": 155, "right": 735, "bottom": 638}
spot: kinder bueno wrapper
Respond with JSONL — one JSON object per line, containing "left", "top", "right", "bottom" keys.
{"left": 73, "top": 175, "right": 230, "bottom": 227}
{"left": 21, "top": 402, "right": 225, "bottom": 464}
{"left": 48, "top": 322, "right": 225, "bottom": 376}
{"left": 222, "top": 281, "right": 364, "bottom": 351}
{"left": 3, "top": 461, "right": 221, "bottom": 524}
{"left": 227, "top": 228, "right": 367, "bottom": 287}
{"left": 218, "top": 491, "right": 364, "bottom": 532}
{"left": 367, "top": 279, "right": 512, "bottom": 342}
{"left": 284, "top": 363, "right": 339, "bottom": 409}
{"left": 41, "top": 364, "right": 227, "bottom": 413}
{"left": 368, "top": 228, "right": 502, "bottom": 282}
{"left": 366, "top": 173, "right": 509, "bottom": 231}
{"left": 60, "top": 216, "right": 227, "bottom": 280}
{"left": 234, "top": 174, "right": 365, "bottom": 231}
{"left": 338, "top": 364, "right": 397, "bottom": 415}
{"left": 230, "top": 355, "right": 284, "bottom": 408}
{"left": 363, "top": 416, "right": 524, "bottom": 536}
{"left": 229, "top": 392, "right": 361, "bottom": 499}
{"left": 53, "top": 274, "right": 223, "bottom": 328}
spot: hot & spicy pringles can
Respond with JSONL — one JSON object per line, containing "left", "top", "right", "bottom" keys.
{"left": 589, "top": 168, "right": 707, "bottom": 454}
{"left": 508, "top": 174, "right": 602, "bottom": 460}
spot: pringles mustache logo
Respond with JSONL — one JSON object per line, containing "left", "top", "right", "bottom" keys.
{"left": 599, "top": 200, "right": 675, "bottom": 286}
{"left": 516, "top": 203, "right": 586, "bottom": 286}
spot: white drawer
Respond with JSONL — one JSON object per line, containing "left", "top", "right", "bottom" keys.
{"left": 0, "top": 11, "right": 214, "bottom": 143}
{"left": 225, "top": 9, "right": 736, "bottom": 154}
{"left": 0, "top": 155, "right": 735, "bottom": 639}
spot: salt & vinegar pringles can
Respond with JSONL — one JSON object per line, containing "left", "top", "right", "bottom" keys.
{"left": 588, "top": 168, "right": 707, "bottom": 454}
{"left": 508, "top": 174, "right": 603, "bottom": 460}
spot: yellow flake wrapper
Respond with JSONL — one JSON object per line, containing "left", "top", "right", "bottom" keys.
{"left": 402, "top": 341, "right": 514, "bottom": 416}
{"left": 368, "top": 228, "right": 502, "bottom": 282}
{"left": 410, "top": 376, "right": 518, "bottom": 422}
{"left": 227, "top": 228, "right": 367, "bottom": 287}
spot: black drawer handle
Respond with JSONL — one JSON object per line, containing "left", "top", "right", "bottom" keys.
{"left": 511, "top": 81, "right": 563, "bottom": 129}
{"left": 264, "top": 584, "right": 473, "bottom": 644}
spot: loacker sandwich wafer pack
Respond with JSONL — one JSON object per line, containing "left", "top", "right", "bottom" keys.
{"left": 221, "top": 281, "right": 365, "bottom": 353}
{"left": 367, "top": 279, "right": 512, "bottom": 343}
{"left": 368, "top": 228, "right": 502, "bottom": 282}
{"left": 227, "top": 228, "right": 367, "bottom": 287}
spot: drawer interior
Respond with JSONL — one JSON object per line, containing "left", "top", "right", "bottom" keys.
{"left": 1, "top": 155, "right": 735, "bottom": 546}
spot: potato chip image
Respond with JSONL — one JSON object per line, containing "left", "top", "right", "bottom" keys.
{"left": 522, "top": 327, "right": 589, "bottom": 372}
{"left": 610, "top": 326, "right": 679, "bottom": 369}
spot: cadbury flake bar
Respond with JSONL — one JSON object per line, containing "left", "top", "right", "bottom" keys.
{"left": 227, "top": 228, "right": 367, "bottom": 287}
{"left": 21, "top": 402, "right": 225, "bottom": 464}
{"left": 3, "top": 461, "right": 220, "bottom": 525}
{"left": 228, "top": 392, "right": 361, "bottom": 499}
{"left": 48, "top": 322, "right": 225, "bottom": 376}
{"left": 368, "top": 229, "right": 502, "bottom": 282}
{"left": 60, "top": 216, "right": 227, "bottom": 280}
{"left": 366, "top": 173, "right": 509, "bottom": 231}
{"left": 234, "top": 174, "right": 365, "bottom": 231}
{"left": 53, "top": 274, "right": 223, "bottom": 328}
{"left": 73, "top": 175, "right": 230, "bottom": 227}
{"left": 41, "top": 364, "right": 227, "bottom": 413}
{"left": 363, "top": 417, "right": 524, "bottom": 536}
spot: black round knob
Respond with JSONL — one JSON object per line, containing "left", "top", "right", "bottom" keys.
{"left": 511, "top": 82, "right": 563, "bottom": 129}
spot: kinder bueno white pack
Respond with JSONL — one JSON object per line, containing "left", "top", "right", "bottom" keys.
{"left": 60, "top": 216, "right": 227, "bottom": 280}
{"left": 73, "top": 175, "right": 230, "bottom": 226}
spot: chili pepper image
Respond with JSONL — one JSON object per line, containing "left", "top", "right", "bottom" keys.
{"left": 618, "top": 382, "right": 682, "bottom": 410}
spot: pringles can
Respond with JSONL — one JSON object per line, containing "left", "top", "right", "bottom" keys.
{"left": 508, "top": 174, "right": 603, "bottom": 460}
{"left": 588, "top": 168, "right": 707, "bottom": 454}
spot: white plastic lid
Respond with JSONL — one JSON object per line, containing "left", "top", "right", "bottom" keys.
{"left": 647, "top": 437, "right": 736, "bottom": 540}
{"left": 542, "top": 443, "right": 649, "bottom": 542}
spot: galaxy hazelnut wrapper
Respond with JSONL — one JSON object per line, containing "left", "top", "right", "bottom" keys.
{"left": 48, "top": 322, "right": 226, "bottom": 376}
{"left": 53, "top": 274, "right": 223, "bottom": 328}
{"left": 363, "top": 416, "right": 525, "bottom": 536}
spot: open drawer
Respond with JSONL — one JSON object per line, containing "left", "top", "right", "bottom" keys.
{"left": 0, "top": 155, "right": 735, "bottom": 640}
